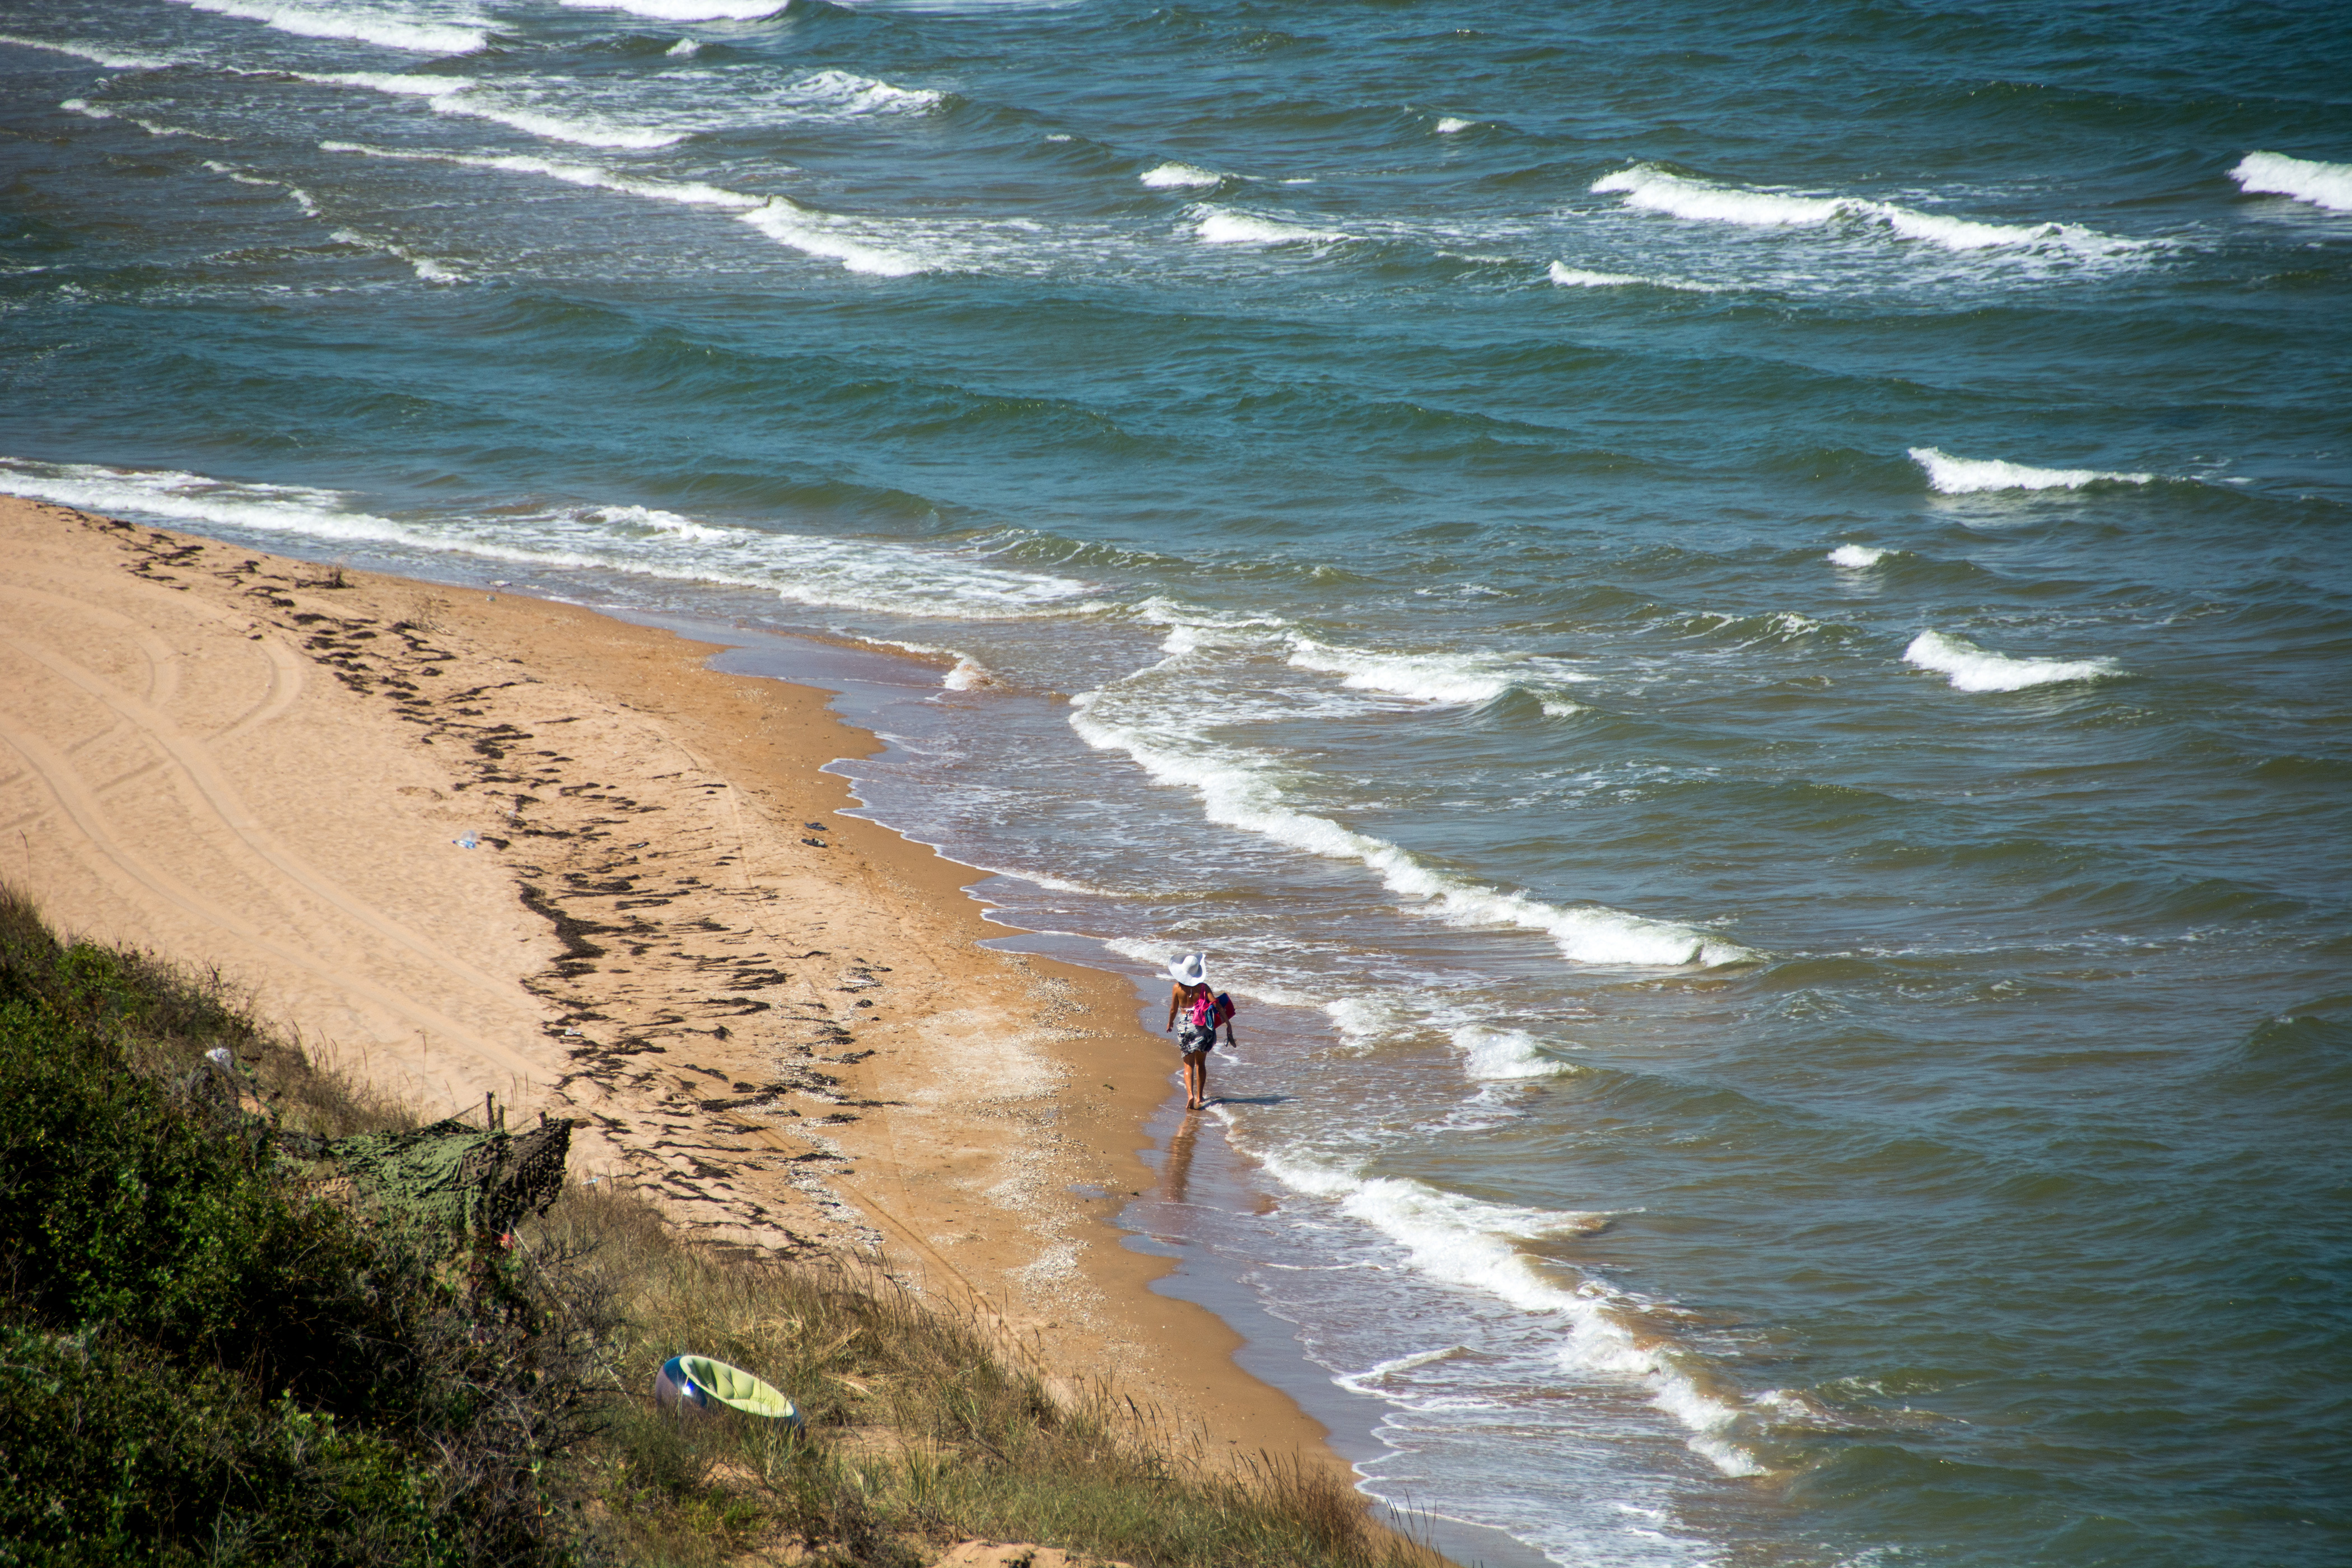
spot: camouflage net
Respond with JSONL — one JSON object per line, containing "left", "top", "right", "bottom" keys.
{"left": 323, "top": 1116, "right": 573, "bottom": 1242}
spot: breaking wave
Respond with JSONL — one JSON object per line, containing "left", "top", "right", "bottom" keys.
{"left": 1902, "top": 629, "right": 2121, "bottom": 693}
{"left": 1070, "top": 660, "right": 1747, "bottom": 968}
{"left": 1593, "top": 164, "right": 2143, "bottom": 256}
{"left": 2230, "top": 151, "right": 2352, "bottom": 213}
{"left": 169, "top": 0, "right": 492, "bottom": 55}
{"left": 1908, "top": 446, "right": 2155, "bottom": 493}
{"left": 1254, "top": 1150, "right": 1769, "bottom": 1477}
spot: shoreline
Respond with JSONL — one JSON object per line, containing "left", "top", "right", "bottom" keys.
{"left": 0, "top": 496, "right": 1336, "bottom": 1473}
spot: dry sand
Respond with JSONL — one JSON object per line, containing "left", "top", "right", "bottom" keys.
{"left": 0, "top": 494, "right": 1331, "bottom": 1466}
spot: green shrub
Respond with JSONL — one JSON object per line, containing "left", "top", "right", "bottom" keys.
{"left": 0, "top": 888, "right": 591, "bottom": 1567}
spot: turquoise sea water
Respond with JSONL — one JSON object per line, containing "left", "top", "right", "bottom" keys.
{"left": 3, "top": 3, "right": 2348, "bottom": 1564}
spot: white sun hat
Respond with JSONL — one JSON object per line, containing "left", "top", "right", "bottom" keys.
{"left": 1169, "top": 952, "right": 1208, "bottom": 986}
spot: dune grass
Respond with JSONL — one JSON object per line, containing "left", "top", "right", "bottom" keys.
{"left": 532, "top": 1180, "right": 1438, "bottom": 1568}
{"left": 0, "top": 885, "right": 1445, "bottom": 1567}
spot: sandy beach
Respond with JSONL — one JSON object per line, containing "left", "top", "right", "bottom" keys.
{"left": 0, "top": 494, "right": 1331, "bottom": 1468}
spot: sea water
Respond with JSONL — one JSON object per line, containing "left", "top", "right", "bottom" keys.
{"left": 2, "top": 3, "right": 2347, "bottom": 1564}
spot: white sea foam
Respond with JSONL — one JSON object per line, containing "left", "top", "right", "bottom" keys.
{"left": 0, "top": 458, "right": 1099, "bottom": 622}
{"left": 736, "top": 199, "right": 934, "bottom": 276}
{"left": 1902, "top": 629, "right": 2120, "bottom": 693}
{"left": 1908, "top": 445, "right": 2154, "bottom": 493}
{"left": 1827, "top": 544, "right": 1888, "bottom": 568}
{"left": 2230, "top": 151, "right": 2352, "bottom": 213}
{"left": 665, "top": 38, "right": 699, "bottom": 56}
{"left": 1254, "top": 1151, "right": 1765, "bottom": 1475}
{"left": 293, "top": 71, "right": 689, "bottom": 149}
{"left": 432, "top": 94, "right": 687, "bottom": 150}
{"left": 329, "top": 225, "right": 464, "bottom": 282}
{"left": 204, "top": 160, "right": 324, "bottom": 214}
{"left": 0, "top": 32, "right": 181, "bottom": 70}
{"left": 320, "top": 143, "right": 1032, "bottom": 276}
{"left": 1285, "top": 636, "right": 1589, "bottom": 711}
{"left": 1453, "top": 1025, "right": 1575, "bottom": 1080}
{"left": 851, "top": 635, "right": 997, "bottom": 690}
{"left": 321, "top": 139, "right": 765, "bottom": 208}
{"left": 1140, "top": 161, "right": 1222, "bottom": 189}
{"left": 295, "top": 68, "right": 465, "bottom": 96}
{"left": 1593, "top": 164, "right": 2139, "bottom": 256}
{"left": 60, "top": 100, "right": 222, "bottom": 140}
{"left": 974, "top": 863, "right": 1105, "bottom": 895}
{"left": 1332, "top": 1345, "right": 1471, "bottom": 1394}
{"left": 1192, "top": 207, "right": 1347, "bottom": 246}
{"left": 790, "top": 68, "right": 948, "bottom": 115}
{"left": 1318, "top": 995, "right": 1418, "bottom": 1054}
{"left": 586, "top": 502, "right": 732, "bottom": 542}
{"left": 1546, "top": 261, "right": 1716, "bottom": 292}
{"left": 1594, "top": 166, "right": 1841, "bottom": 227}
{"left": 1434, "top": 116, "right": 1475, "bottom": 134}
{"left": 1068, "top": 686, "right": 1747, "bottom": 967}
{"left": 941, "top": 657, "right": 995, "bottom": 691}
{"left": 171, "top": 0, "right": 491, "bottom": 55}
{"left": 558, "top": 0, "right": 787, "bottom": 18}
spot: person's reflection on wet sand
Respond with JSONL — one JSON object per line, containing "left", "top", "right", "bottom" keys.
{"left": 1165, "top": 1108, "right": 1202, "bottom": 1206}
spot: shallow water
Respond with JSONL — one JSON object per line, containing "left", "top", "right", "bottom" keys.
{"left": 4, "top": 3, "right": 2349, "bottom": 1564}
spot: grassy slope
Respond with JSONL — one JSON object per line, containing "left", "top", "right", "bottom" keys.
{"left": 0, "top": 888, "right": 1443, "bottom": 1568}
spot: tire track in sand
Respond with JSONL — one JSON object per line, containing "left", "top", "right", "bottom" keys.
{"left": 2, "top": 630, "right": 535, "bottom": 1011}
{"left": 0, "top": 714, "right": 543, "bottom": 1082}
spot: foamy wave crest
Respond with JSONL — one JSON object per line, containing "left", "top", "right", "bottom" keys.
{"left": 1902, "top": 629, "right": 2120, "bottom": 693}
{"left": 171, "top": 0, "right": 491, "bottom": 54}
{"left": 0, "top": 458, "right": 1099, "bottom": 622}
{"left": 329, "top": 139, "right": 938, "bottom": 276}
{"left": 1594, "top": 164, "right": 2138, "bottom": 255}
{"left": 1192, "top": 206, "right": 1348, "bottom": 246}
{"left": 1068, "top": 690, "right": 1747, "bottom": 967}
{"left": 1434, "top": 116, "right": 1475, "bottom": 134}
{"left": 1333, "top": 1345, "right": 1471, "bottom": 1395}
{"left": 585, "top": 503, "right": 731, "bottom": 542}
{"left": 0, "top": 460, "right": 422, "bottom": 548}
{"left": 1546, "top": 260, "right": 1717, "bottom": 292}
{"left": 329, "top": 225, "right": 464, "bottom": 282}
{"left": 736, "top": 199, "right": 934, "bottom": 277}
{"left": 60, "top": 100, "right": 221, "bottom": 140}
{"left": 433, "top": 94, "right": 686, "bottom": 150}
{"left": 2230, "top": 151, "right": 2352, "bottom": 213}
{"left": 558, "top": 0, "right": 786, "bottom": 17}
{"left": 941, "top": 657, "right": 995, "bottom": 691}
{"left": 1285, "top": 636, "right": 1588, "bottom": 712}
{"left": 854, "top": 636, "right": 998, "bottom": 691}
{"left": 323, "top": 139, "right": 764, "bottom": 207}
{"left": 1319, "top": 995, "right": 1416, "bottom": 1053}
{"left": 1256, "top": 1152, "right": 1766, "bottom": 1475}
{"left": 1827, "top": 544, "right": 1888, "bottom": 568}
{"left": 0, "top": 32, "right": 183, "bottom": 70}
{"left": 791, "top": 68, "right": 947, "bottom": 115}
{"left": 1453, "top": 1025, "right": 1575, "bottom": 1080}
{"left": 204, "top": 161, "right": 324, "bottom": 215}
{"left": 295, "top": 72, "right": 689, "bottom": 149}
{"left": 1908, "top": 446, "right": 2154, "bottom": 493}
{"left": 1595, "top": 165, "right": 1840, "bottom": 226}
{"left": 1140, "top": 161, "right": 1222, "bottom": 189}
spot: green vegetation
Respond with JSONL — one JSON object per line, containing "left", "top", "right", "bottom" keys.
{"left": 0, "top": 886, "right": 1442, "bottom": 1568}
{"left": 0, "top": 884, "right": 592, "bottom": 1566}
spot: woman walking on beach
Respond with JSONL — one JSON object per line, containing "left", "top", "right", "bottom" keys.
{"left": 1165, "top": 952, "right": 1233, "bottom": 1110}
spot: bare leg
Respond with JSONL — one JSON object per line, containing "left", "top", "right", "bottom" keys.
{"left": 1183, "top": 1049, "right": 1206, "bottom": 1109}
